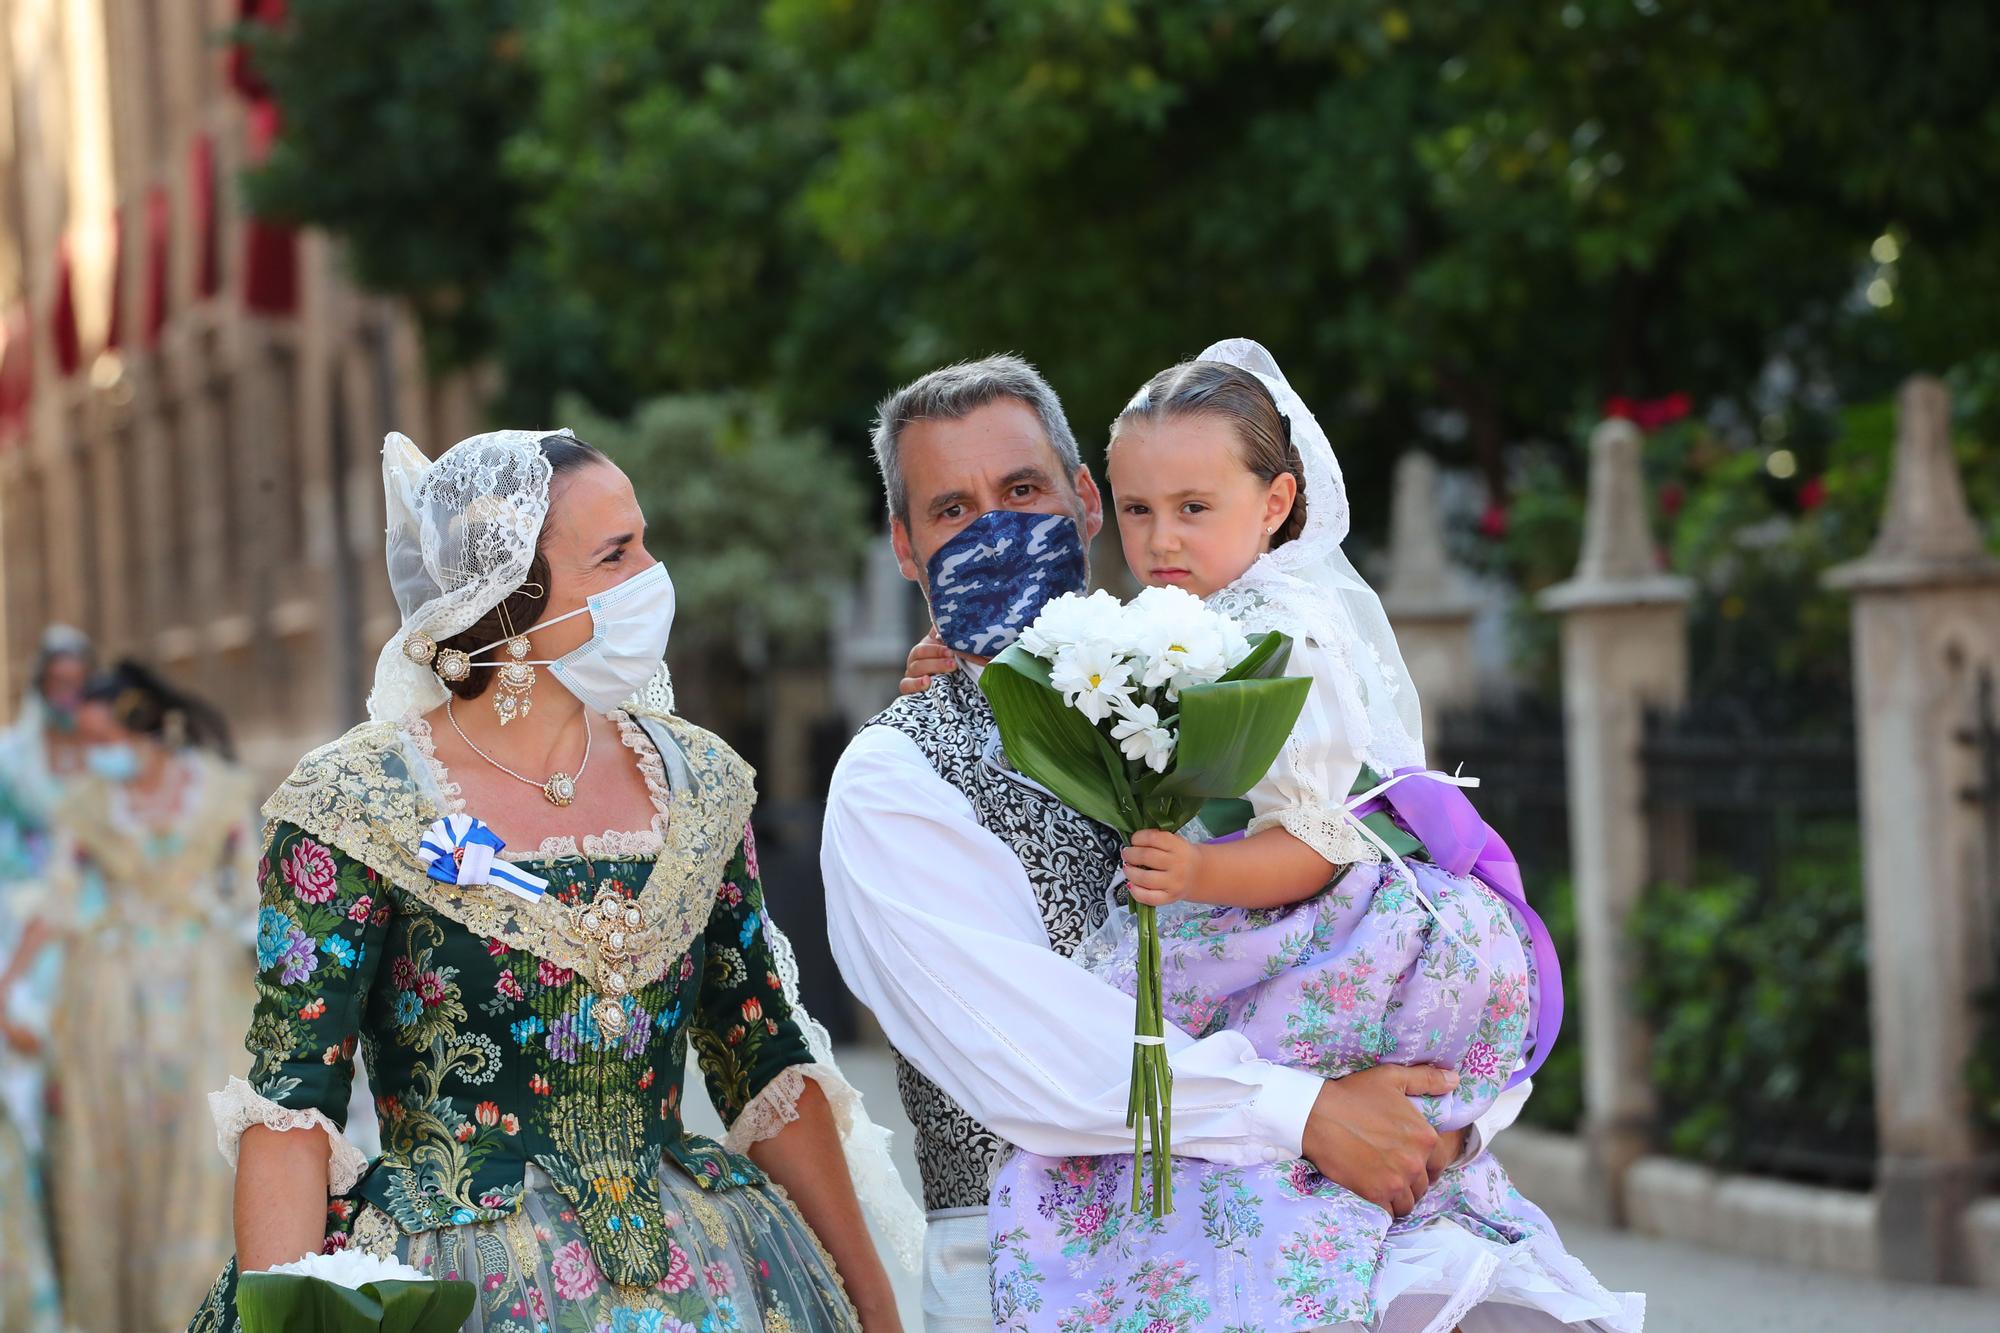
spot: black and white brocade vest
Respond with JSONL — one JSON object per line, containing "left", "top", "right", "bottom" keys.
{"left": 866, "top": 670, "right": 1124, "bottom": 1213}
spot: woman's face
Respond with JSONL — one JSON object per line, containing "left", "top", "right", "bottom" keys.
{"left": 39, "top": 653, "right": 88, "bottom": 715}
{"left": 73, "top": 700, "right": 129, "bottom": 746}
{"left": 526, "top": 461, "right": 658, "bottom": 664}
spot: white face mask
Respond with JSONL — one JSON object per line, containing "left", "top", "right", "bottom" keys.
{"left": 470, "top": 562, "right": 676, "bottom": 713}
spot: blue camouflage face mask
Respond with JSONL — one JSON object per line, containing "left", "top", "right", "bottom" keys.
{"left": 924, "top": 509, "right": 1089, "bottom": 657}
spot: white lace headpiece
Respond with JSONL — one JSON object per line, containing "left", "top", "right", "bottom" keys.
{"left": 1195, "top": 338, "right": 1426, "bottom": 773}
{"left": 367, "top": 428, "right": 565, "bottom": 723}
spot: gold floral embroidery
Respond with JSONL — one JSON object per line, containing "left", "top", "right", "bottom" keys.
{"left": 259, "top": 710, "right": 753, "bottom": 985}
{"left": 352, "top": 1205, "right": 401, "bottom": 1258}
{"left": 685, "top": 1187, "right": 731, "bottom": 1247}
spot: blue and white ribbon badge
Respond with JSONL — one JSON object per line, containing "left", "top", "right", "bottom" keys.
{"left": 419, "top": 814, "right": 548, "bottom": 903}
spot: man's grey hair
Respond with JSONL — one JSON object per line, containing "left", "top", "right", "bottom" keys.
{"left": 869, "top": 353, "right": 1083, "bottom": 525}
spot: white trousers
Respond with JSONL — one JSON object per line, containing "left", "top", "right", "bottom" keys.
{"left": 921, "top": 1208, "right": 992, "bottom": 1332}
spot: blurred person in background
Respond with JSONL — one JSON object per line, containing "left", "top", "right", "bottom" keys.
{"left": 0, "top": 658, "right": 256, "bottom": 1332}
{"left": 0, "top": 624, "right": 92, "bottom": 1331}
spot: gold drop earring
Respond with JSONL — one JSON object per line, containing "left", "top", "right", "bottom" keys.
{"left": 492, "top": 599, "right": 537, "bottom": 726}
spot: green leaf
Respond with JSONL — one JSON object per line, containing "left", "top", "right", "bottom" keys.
{"left": 979, "top": 645, "right": 1143, "bottom": 835}
{"left": 236, "top": 1274, "right": 476, "bottom": 1333}
{"left": 1215, "top": 630, "right": 1296, "bottom": 684}
{"left": 1147, "top": 674, "right": 1313, "bottom": 804}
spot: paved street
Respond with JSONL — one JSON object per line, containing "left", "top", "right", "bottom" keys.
{"left": 686, "top": 1045, "right": 2000, "bottom": 1331}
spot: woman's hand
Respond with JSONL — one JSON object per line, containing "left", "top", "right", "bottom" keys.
{"left": 1122, "top": 829, "right": 1204, "bottom": 905}
{"left": 897, "top": 629, "right": 956, "bottom": 695}
{"left": 0, "top": 1014, "right": 41, "bottom": 1057}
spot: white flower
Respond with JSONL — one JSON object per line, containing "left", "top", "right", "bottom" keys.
{"left": 1110, "top": 701, "right": 1176, "bottom": 773}
{"left": 264, "top": 1249, "right": 430, "bottom": 1287}
{"left": 1049, "top": 641, "right": 1135, "bottom": 723}
{"left": 1019, "top": 589, "right": 1127, "bottom": 661}
{"left": 1127, "top": 585, "right": 1232, "bottom": 699}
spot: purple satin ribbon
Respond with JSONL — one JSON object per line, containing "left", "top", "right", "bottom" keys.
{"left": 1350, "top": 768, "right": 1565, "bottom": 1089}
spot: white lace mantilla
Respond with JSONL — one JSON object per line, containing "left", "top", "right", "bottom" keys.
{"left": 209, "top": 1075, "right": 370, "bottom": 1196}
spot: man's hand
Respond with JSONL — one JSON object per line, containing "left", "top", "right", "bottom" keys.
{"left": 898, "top": 629, "right": 957, "bottom": 694}
{"left": 1300, "top": 1065, "right": 1459, "bottom": 1217}
{"left": 1123, "top": 830, "right": 1203, "bottom": 905}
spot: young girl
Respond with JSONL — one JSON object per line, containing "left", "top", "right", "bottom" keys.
{"left": 913, "top": 341, "right": 1642, "bottom": 1332}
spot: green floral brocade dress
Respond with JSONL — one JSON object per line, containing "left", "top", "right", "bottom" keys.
{"left": 191, "top": 710, "right": 859, "bottom": 1333}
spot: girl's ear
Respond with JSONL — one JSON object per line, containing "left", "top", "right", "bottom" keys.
{"left": 1263, "top": 470, "right": 1298, "bottom": 536}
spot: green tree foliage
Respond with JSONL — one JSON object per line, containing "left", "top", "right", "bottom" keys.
{"left": 245, "top": 1, "right": 2000, "bottom": 511}
{"left": 561, "top": 391, "right": 871, "bottom": 653}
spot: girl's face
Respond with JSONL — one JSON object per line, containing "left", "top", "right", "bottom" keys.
{"left": 1108, "top": 415, "right": 1296, "bottom": 598}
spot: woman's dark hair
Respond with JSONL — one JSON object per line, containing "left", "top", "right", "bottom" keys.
{"left": 1111, "top": 360, "right": 1307, "bottom": 546}
{"left": 86, "top": 659, "right": 235, "bottom": 759}
{"left": 437, "top": 433, "right": 611, "bottom": 701}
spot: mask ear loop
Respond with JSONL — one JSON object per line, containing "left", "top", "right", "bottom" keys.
{"left": 463, "top": 583, "right": 585, "bottom": 665}
{"left": 491, "top": 592, "right": 539, "bottom": 726}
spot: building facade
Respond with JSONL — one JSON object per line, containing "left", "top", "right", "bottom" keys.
{"left": 0, "top": 0, "right": 487, "bottom": 779}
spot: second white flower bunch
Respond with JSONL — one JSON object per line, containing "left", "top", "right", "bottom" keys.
{"left": 1017, "top": 585, "right": 1254, "bottom": 774}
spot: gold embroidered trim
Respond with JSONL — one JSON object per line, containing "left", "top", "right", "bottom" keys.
{"left": 404, "top": 713, "right": 672, "bottom": 860}
{"left": 260, "top": 710, "right": 753, "bottom": 985}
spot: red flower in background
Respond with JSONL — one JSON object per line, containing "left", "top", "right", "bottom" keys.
{"left": 1799, "top": 476, "right": 1828, "bottom": 511}
{"left": 1659, "top": 483, "right": 1685, "bottom": 519}
{"left": 1604, "top": 393, "right": 1693, "bottom": 433}
{"left": 1478, "top": 502, "right": 1509, "bottom": 540}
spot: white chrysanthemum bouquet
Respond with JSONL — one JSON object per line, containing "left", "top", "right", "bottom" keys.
{"left": 981, "top": 585, "right": 1310, "bottom": 1215}
{"left": 237, "top": 1249, "right": 474, "bottom": 1332}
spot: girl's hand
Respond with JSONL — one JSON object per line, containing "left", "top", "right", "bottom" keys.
{"left": 1123, "top": 830, "right": 1202, "bottom": 905}
{"left": 898, "top": 628, "right": 957, "bottom": 695}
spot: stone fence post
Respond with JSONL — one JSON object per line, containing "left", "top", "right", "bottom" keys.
{"left": 1381, "top": 451, "right": 1482, "bottom": 745}
{"left": 1539, "top": 419, "right": 1692, "bottom": 1222}
{"left": 1825, "top": 375, "right": 2000, "bottom": 1283}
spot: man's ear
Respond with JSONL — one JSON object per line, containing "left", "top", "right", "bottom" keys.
{"left": 891, "top": 516, "right": 922, "bottom": 583}
{"left": 1075, "top": 467, "right": 1106, "bottom": 543}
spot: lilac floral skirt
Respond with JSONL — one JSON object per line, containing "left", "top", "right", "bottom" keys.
{"left": 989, "top": 859, "right": 1645, "bottom": 1332}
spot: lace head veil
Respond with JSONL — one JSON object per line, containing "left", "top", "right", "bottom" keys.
{"left": 367, "top": 429, "right": 564, "bottom": 722}
{"left": 1196, "top": 338, "right": 1427, "bottom": 774}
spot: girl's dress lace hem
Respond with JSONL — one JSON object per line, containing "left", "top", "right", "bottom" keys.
{"left": 1248, "top": 803, "right": 1380, "bottom": 868}
{"left": 208, "top": 1076, "right": 369, "bottom": 1196}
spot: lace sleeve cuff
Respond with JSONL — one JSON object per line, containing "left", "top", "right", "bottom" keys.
{"left": 721, "top": 1062, "right": 854, "bottom": 1155}
{"left": 209, "top": 1076, "right": 370, "bottom": 1196}
{"left": 1248, "top": 804, "right": 1380, "bottom": 870}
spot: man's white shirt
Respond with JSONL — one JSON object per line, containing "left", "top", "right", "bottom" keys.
{"left": 822, "top": 721, "right": 1530, "bottom": 1178}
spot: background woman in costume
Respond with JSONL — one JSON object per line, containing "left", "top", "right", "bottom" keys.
{"left": 199, "top": 429, "right": 912, "bottom": 1332}
{"left": 0, "top": 624, "right": 91, "bottom": 1333}
{"left": 0, "top": 657, "right": 256, "bottom": 1333}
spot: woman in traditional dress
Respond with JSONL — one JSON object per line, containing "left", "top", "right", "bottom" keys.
{"left": 0, "top": 658, "right": 255, "bottom": 1331}
{"left": 0, "top": 625, "right": 90, "bottom": 1332}
{"left": 193, "top": 428, "right": 918, "bottom": 1332}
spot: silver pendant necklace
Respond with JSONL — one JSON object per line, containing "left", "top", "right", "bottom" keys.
{"left": 446, "top": 697, "right": 592, "bottom": 807}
